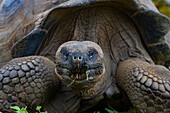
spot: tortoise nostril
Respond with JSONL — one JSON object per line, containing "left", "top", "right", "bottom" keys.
{"left": 72, "top": 55, "right": 83, "bottom": 61}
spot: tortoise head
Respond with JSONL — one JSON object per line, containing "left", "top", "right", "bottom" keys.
{"left": 55, "top": 41, "right": 105, "bottom": 99}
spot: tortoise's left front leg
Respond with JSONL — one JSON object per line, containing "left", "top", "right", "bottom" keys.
{"left": 0, "top": 56, "right": 59, "bottom": 112}
{"left": 116, "top": 59, "right": 170, "bottom": 113}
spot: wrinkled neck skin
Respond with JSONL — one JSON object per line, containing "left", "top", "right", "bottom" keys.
{"left": 39, "top": 6, "right": 153, "bottom": 99}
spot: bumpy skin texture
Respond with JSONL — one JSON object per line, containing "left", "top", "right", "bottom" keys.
{"left": 0, "top": 56, "right": 59, "bottom": 112}
{"left": 117, "top": 59, "right": 170, "bottom": 113}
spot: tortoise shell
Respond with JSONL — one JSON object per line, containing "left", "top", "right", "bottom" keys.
{"left": 0, "top": 0, "right": 62, "bottom": 67}
{"left": 0, "top": 0, "right": 169, "bottom": 67}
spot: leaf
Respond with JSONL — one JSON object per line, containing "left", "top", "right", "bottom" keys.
{"left": 113, "top": 111, "right": 117, "bottom": 113}
{"left": 41, "top": 111, "right": 48, "bottom": 113}
{"left": 10, "top": 106, "right": 21, "bottom": 111}
{"left": 36, "top": 106, "right": 42, "bottom": 111}
{"left": 21, "top": 107, "right": 28, "bottom": 113}
{"left": 86, "top": 71, "right": 88, "bottom": 80}
{"left": 16, "top": 111, "right": 21, "bottom": 113}
{"left": 105, "top": 108, "right": 117, "bottom": 113}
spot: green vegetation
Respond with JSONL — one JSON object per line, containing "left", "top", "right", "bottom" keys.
{"left": 10, "top": 106, "right": 47, "bottom": 113}
{"left": 36, "top": 106, "right": 47, "bottom": 113}
{"left": 10, "top": 106, "right": 28, "bottom": 113}
{"left": 105, "top": 108, "right": 117, "bottom": 113}
{"left": 94, "top": 111, "right": 100, "bottom": 113}
{"left": 94, "top": 108, "right": 117, "bottom": 113}
{"left": 11, "top": 106, "right": 118, "bottom": 113}
{"left": 153, "top": 0, "right": 170, "bottom": 18}
{"left": 86, "top": 71, "right": 89, "bottom": 80}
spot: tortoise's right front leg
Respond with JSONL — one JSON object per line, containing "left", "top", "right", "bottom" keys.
{"left": 0, "top": 56, "right": 59, "bottom": 112}
{"left": 116, "top": 59, "right": 170, "bottom": 113}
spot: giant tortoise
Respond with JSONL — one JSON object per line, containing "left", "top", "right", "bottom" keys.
{"left": 0, "top": 0, "right": 170, "bottom": 113}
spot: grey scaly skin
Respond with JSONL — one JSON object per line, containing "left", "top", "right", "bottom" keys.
{"left": 117, "top": 59, "right": 170, "bottom": 113}
{"left": 0, "top": 56, "right": 59, "bottom": 112}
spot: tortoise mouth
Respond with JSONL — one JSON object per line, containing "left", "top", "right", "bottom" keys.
{"left": 55, "top": 64, "right": 104, "bottom": 82}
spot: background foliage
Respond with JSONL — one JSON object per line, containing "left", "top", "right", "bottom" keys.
{"left": 153, "top": 0, "right": 170, "bottom": 18}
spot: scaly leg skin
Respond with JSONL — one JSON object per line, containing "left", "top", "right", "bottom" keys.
{"left": 0, "top": 56, "right": 59, "bottom": 112}
{"left": 116, "top": 59, "right": 170, "bottom": 113}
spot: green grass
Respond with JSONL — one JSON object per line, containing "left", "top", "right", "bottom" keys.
{"left": 105, "top": 108, "right": 117, "bottom": 113}
{"left": 94, "top": 108, "right": 117, "bottom": 113}
{"left": 10, "top": 106, "right": 47, "bottom": 113}
{"left": 11, "top": 106, "right": 118, "bottom": 113}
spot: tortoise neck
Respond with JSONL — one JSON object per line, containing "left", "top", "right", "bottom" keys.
{"left": 70, "top": 66, "right": 109, "bottom": 99}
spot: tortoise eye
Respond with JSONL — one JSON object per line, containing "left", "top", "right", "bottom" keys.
{"left": 89, "top": 51, "right": 95, "bottom": 59}
{"left": 88, "top": 49, "right": 97, "bottom": 61}
{"left": 61, "top": 48, "right": 69, "bottom": 61}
